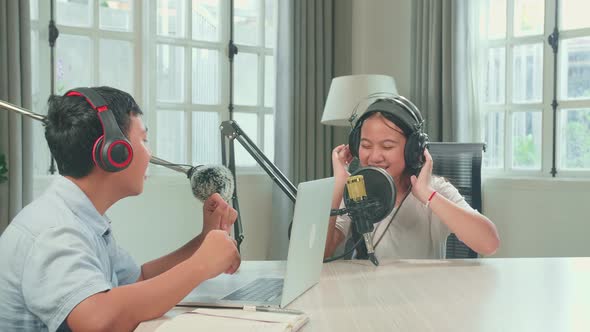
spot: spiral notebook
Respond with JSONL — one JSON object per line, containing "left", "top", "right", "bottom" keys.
{"left": 155, "top": 308, "right": 309, "bottom": 332}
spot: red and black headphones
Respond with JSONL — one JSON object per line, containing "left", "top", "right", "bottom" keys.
{"left": 65, "top": 88, "right": 133, "bottom": 172}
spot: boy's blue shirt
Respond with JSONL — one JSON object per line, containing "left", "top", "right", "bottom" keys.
{"left": 0, "top": 176, "right": 140, "bottom": 332}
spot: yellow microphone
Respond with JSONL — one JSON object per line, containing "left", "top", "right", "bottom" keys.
{"left": 346, "top": 175, "right": 367, "bottom": 202}
{"left": 345, "top": 174, "right": 379, "bottom": 266}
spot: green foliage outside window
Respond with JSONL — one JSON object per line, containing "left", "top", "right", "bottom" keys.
{"left": 513, "top": 111, "right": 590, "bottom": 169}
{"left": 564, "top": 111, "right": 590, "bottom": 169}
{"left": 514, "top": 134, "right": 539, "bottom": 168}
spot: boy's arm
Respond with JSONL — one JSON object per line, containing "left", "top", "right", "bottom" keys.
{"left": 136, "top": 233, "right": 205, "bottom": 282}
{"left": 67, "top": 230, "right": 240, "bottom": 332}
{"left": 138, "top": 193, "right": 237, "bottom": 281}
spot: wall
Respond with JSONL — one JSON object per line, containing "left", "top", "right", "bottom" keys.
{"left": 348, "top": 0, "right": 590, "bottom": 258}
{"left": 33, "top": 171, "right": 273, "bottom": 264}
{"left": 350, "top": 0, "right": 413, "bottom": 97}
{"left": 483, "top": 177, "right": 590, "bottom": 257}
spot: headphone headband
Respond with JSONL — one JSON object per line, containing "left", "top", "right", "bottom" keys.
{"left": 348, "top": 95, "right": 429, "bottom": 174}
{"left": 65, "top": 88, "right": 133, "bottom": 172}
{"left": 66, "top": 88, "right": 109, "bottom": 112}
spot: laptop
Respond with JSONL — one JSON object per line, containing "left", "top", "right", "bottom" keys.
{"left": 179, "top": 177, "right": 335, "bottom": 308}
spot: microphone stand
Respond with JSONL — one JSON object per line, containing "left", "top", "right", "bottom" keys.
{"left": 0, "top": 99, "right": 47, "bottom": 123}
{"left": 0, "top": 100, "right": 189, "bottom": 176}
{"left": 1, "top": 99, "right": 300, "bottom": 254}
{"left": 220, "top": 120, "right": 297, "bottom": 251}
{"left": 149, "top": 156, "right": 191, "bottom": 174}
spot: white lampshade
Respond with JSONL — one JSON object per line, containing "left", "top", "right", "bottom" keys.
{"left": 321, "top": 75, "right": 398, "bottom": 126}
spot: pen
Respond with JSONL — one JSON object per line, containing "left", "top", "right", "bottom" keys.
{"left": 243, "top": 305, "right": 305, "bottom": 315}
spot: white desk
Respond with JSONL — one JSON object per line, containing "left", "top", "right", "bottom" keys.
{"left": 136, "top": 258, "right": 590, "bottom": 331}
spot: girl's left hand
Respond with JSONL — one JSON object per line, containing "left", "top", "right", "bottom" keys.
{"left": 410, "top": 149, "right": 435, "bottom": 204}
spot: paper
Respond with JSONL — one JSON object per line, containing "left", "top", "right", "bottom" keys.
{"left": 155, "top": 308, "right": 309, "bottom": 332}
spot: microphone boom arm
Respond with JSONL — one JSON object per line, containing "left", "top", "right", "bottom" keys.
{"left": 0, "top": 99, "right": 295, "bottom": 253}
{"left": 221, "top": 120, "right": 297, "bottom": 202}
{"left": 0, "top": 99, "right": 192, "bottom": 176}
{"left": 149, "top": 156, "right": 191, "bottom": 175}
{"left": 220, "top": 120, "right": 298, "bottom": 250}
{"left": 0, "top": 99, "right": 47, "bottom": 122}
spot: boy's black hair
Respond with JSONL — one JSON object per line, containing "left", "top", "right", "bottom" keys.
{"left": 45, "top": 86, "right": 143, "bottom": 178}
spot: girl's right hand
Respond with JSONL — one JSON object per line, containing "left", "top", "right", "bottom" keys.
{"left": 332, "top": 144, "right": 353, "bottom": 180}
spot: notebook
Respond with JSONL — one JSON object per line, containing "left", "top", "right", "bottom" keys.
{"left": 155, "top": 308, "right": 309, "bottom": 332}
{"left": 179, "top": 177, "right": 335, "bottom": 308}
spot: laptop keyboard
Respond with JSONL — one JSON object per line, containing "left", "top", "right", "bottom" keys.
{"left": 222, "top": 277, "right": 284, "bottom": 302}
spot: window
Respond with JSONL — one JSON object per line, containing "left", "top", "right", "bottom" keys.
{"left": 30, "top": 0, "right": 277, "bottom": 176}
{"left": 480, "top": 0, "right": 590, "bottom": 176}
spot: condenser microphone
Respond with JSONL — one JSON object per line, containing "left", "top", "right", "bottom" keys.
{"left": 149, "top": 156, "right": 235, "bottom": 202}
{"left": 339, "top": 166, "right": 396, "bottom": 266}
{"left": 345, "top": 175, "right": 380, "bottom": 266}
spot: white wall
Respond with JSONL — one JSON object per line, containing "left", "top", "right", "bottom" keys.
{"left": 34, "top": 172, "right": 273, "bottom": 264}
{"left": 351, "top": 0, "right": 413, "bottom": 97}
{"left": 349, "top": 0, "right": 590, "bottom": 258}
{"left": 483, "top": 177, "right": 590, "bottom": 257}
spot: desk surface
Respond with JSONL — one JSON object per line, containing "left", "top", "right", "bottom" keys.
{"left": 136, "top": 257, "right": 590, "bottom": 332}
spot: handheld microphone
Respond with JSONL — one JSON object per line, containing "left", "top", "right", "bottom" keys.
{"left": 334, "top": 166, "right": 396, "bottom": 266}
{"left": 187, "top": 164, "right": 234, "bottom": 203}
{"left": 149, "top": 156, "right": 235, "bottom": 203}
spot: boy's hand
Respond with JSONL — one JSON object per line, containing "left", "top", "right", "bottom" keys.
{"left": 191, "top": 230, "right": 241, "bottom": 279}
{"left": 202, "top": 193, "right": 237, "bottom": 235}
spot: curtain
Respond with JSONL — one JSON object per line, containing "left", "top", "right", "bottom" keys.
{"left": 411, "top": 0, "right": 483, "bottom": 142}
{"left": 293, "top": 0, "right": 334, "bottom": 184}
{"left": 0, "top": 0, "right": 33, "bottom": 233}
{"left": 268, "top": 0, "right": 334, "bottom": 259}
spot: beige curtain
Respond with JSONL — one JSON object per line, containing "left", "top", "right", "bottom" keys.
{"left": 268, "top": 0, "right": 335, "bottom": 259}
{"left": 292, "top": 0, "right": 334, "bottom": 184}
{"left": 411, "top": 0, "right": 482, "bottom": 142}
{"left": 0, "top": 0, "right": 33, "bottom": 233}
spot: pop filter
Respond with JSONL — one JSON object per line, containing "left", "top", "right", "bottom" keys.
{"left": 343, "top": 166, "right": 396, "bottom": 224}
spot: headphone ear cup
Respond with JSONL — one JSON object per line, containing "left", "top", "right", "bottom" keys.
{"left": 92, "top": 136, "right": 133, "bottom": 172}
{"left": 348, "top": 125, "right": 361, "bottom": 158}
{"left": 108, "top": 140, "right": 133, "bottom": 166}
{"left": 93, "top": 136, "right": 107, "bottom": 170}
{"left": 404, "top": 132, "right": 429, "bottom": 172}
{"left": 404, "top": 132, "right": 421, "bottom": 171}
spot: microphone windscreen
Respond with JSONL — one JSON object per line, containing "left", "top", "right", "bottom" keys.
{"left": 189, "top": 165, "right": 235, "bottom": 203}
{"left": 343, "top": 166, "right": 396, "bottom": 223}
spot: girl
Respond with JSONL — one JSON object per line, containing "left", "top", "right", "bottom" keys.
{"left": 324, "top": 97, "right": 499, "bottom": 260}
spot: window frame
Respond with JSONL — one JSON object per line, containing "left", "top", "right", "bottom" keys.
{"left": 30, "top": 0, "right": 277, "bottom": 178}
{"left": 481, "top": 0, "right": 590, "bottom": 178}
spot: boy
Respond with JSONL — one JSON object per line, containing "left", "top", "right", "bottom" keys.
{"left": 0, "top": 87, "right": 241, "bottom": 331}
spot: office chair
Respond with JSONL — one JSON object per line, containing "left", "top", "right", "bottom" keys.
{"left": 427, "top": 142, "right": 486, "bottom": 259}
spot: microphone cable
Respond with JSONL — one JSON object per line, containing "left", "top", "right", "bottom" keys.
{"left": 323, "top": 238, "right": 363, "bottom": 263}
{"left": 322, "top": 184, "right": 412, "bottom": 264}
{"left": 372, "top": 184, "right": 412, "bottom": 249}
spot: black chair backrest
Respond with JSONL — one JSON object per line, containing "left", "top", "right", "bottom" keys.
{"left": 427, "top": 142, "right": 486, "bottom": 259}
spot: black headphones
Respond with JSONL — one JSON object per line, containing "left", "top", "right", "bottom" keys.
{"left": 65, "top": 88, "right": 133, "bottom": 172}
{"left": 348, "top": 96, "right": 429, "bottom": 174}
